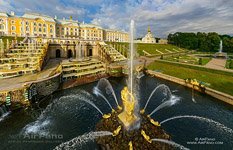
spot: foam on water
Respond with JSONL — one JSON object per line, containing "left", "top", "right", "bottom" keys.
{"left": 54, "top": 131, "right": 113, "bottom": 150}
{"left": 22, "top": 118, "right": 51, "bottom": 135}
{"left": 152, "top": 138, "right": 190, "bottom": 150}
{"left": 0, "top": 112, "right": 11, "bottom": 122}
{"left": 161, "top": 115, "right": 233, "bottom": 134}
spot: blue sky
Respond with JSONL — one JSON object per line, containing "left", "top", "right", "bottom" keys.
{"left": 1, "top": 0, "right": 233, "bottom": 38}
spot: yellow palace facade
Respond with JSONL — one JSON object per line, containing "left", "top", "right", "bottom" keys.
{"left": 0, "top": 11, "right": 129, "bottom": 42}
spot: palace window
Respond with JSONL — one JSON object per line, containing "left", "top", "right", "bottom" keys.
{"left": 11, "top": 26, "right": 16, "bottom": 31}
{"left": 34, "top": 27, "right": 37, "bottom": 32}
{"left": 0, "top": 24, "right": 4, "bottom": 30}
{"left": 11, "top": 20, "right": 15, "bottom": 24}
{"left": 26, "top": 26, "right": 29, "bottom": 31}
{"left": 43, "top": 24, "right": 46, "bottom": 27}
{"left": 39, "top": 23, "right": 42, "bottom": 27}
{"left": 50, "top": 29, "right": 53, "bottom": 33}
{"left": 43, "top": 28, "right": 46, "bottom": 32}
{"left": 39, "top": 28, "right": 42, "bottom": 32}
{"left": 0, "top": 19, "right": 3, "bottom": 22}
{"left": 26, "top": 21, "right": 29, "bottom": 25}
{"left": 50, "top": 25, "right": 53, "bottom": 28}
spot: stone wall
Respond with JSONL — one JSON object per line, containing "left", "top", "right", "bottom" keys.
{"left": 33, "top": 73, "right": 61, "bottom": 96}
{"left": 146, "top": 70, "right": 233, "bottom": 106}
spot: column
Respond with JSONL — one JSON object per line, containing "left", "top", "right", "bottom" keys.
{"left": 22, "top": 20, "right": 24, "bottom": 36}
{"left": 31, "top": 21, "right": 33, "bottom": 37}
{"left": 84, "top": 29, "right": 87, "bottom": 40}
{"left": 64, "top": 27, "right": 67, "bottom": 38}
{"left": 5, "top": 19, "right": 8, "bottom": 35}
{"left": 53, "top": 25, "right": 56, "bottom": 38}
{"left": 0, "top": 39, "right": 4, "bottom": 56}
{"left": 46, "top": 24, "right": 49, "bottom": 38}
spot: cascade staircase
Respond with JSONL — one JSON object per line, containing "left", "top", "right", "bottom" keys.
{"left": 61, "top": 58, "right": 106, "bottom": 80}
{"left": 0, "top": 42, "right": 48, "bottom": 79}
{"left": 99, "top": 42, "right": 126, "bottom": 62}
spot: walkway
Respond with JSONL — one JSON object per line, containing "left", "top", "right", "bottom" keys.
{"left": 205, "top": 58, "right": 227, "bottom": 71}
{"left": 0, "top": 59, "right": 61, "bottom": 92}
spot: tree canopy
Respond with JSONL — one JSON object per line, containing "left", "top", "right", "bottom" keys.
{"left": 167, "top": 32, "right": 233, "bottom": 53}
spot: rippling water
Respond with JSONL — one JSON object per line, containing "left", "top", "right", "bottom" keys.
{"left": 0, "top": 76, "right": 232, "bottom": 150}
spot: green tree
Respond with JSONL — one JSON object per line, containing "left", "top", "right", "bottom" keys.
{"left": 207, "top": 32, "right": 221, "bottom": 52}
{"left": 167, "top": 32, "right": 233, "bottom": 53}
{"left": 197, "top": 32, "right": 208, "bottom": 51}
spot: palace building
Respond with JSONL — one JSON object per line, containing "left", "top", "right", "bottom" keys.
{"left": 0, "top": 12, "right": 129, "bottom": 42}
{"left": 104, "top": 29, "right": 129, "bottom": 42}
{"left": 138, "top": 26, "right": 168, "bottom": 44}
{"left": 142, "top": 26, "right": 156, "bottom": 43}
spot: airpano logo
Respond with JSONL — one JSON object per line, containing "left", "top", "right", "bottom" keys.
{"left": 8, "top": 133, "right": 63, "bottom": 143}
{"left": 187, "top": 137, "right": 223, "bottom": 145}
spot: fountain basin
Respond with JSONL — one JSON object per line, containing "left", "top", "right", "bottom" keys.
{"left": 214, "top": 52, "right": 227, "bottom": 59}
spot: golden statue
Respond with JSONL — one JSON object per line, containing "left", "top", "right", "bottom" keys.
{"left": 129, "top": 141, "right": 133, "bottom": 150}
{"left": 112, "top": 125, "right": 122, "bottom": 137}
{"left": 141, "top": 130, "right": 152, "bottom": 143}
{"left": 118, "top": 87, "right": 139, "bottom": 130}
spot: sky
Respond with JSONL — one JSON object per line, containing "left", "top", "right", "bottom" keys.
{"left": 0, "top": 0, "right": 233, "bottom": 38}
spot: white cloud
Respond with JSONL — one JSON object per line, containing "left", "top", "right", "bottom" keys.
{"left": 1, "top": 0, "right": 233, "bottom": 38}
{"left": 1, "top": 0, "right": 87, "bottom": 20}
{"left": 0, "top": 0, "right": 14, "bottom": 11}
{"left": 91, "top": 0, "right": 233, "bottom": 38}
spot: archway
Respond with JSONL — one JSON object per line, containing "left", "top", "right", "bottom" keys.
{"left": 56, "top": 49, "right": 61, "bottom": 58}
{"left": 67, "top": 49, "right": 73, "bottom": 58}
{"left": 88, "top": 49, "right": 93, "bottom": 57}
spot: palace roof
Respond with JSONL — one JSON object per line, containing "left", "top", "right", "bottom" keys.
{"left": 0, "top": 12, "right": 9, "bottom": 17}
{"left": 22, "top": 12, "right": 55, "bottom": 22}
{"left": 55, "top": 19, "right": 79, "bottom": 26}
{"left": 80, "top": 23, "right": 103, "bottom": 29}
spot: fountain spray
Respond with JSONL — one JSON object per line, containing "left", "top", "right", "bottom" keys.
{"left": 129, "top": 20, "right": 135, "bottom": 96}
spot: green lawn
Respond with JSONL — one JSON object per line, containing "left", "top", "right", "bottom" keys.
{"left": 225, "top": 59, "right": 233, "bottom": 69}
{"left": 147, "top": 61, "right": 233, "bottom": 96}
{"left": 201, "top": 58, "right": 212, "bottom": 65}
{"left": 137, "top": 43, "right": 185, "bottom": 55}
{"left": 163, "top": 55, "right": 212, "bottom": 65}
{"left": 106, "top": 42, "right": 186, "bottom": 56}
